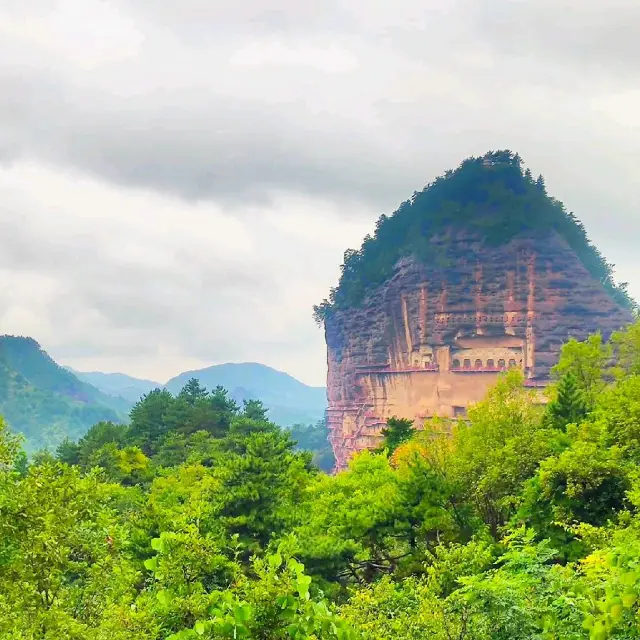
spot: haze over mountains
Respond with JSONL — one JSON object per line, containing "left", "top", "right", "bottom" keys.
{"left": 73, "top": 362, "right": 327, "bottom": 429}
{"left": 66, "top": 370, "right": 161, "bottom": 404}
{"left": 0, "top": 335, "right": 326, "bottom": 452}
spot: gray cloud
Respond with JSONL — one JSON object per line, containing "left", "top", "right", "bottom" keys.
{"left": 117, "top": 0, "right": 358, "bottom": 38}
{"left": 1, "top": 0, "right": 640, "bottom": 211}
{"left": 0, "top": 157, "right": 365, "bottom": 383}
{"left": 466, "top": 0, "right": 640, "bottom": 74}
{"left": 0, "top": 64, "right": 413, "bottom": 208}
{"left": 0, "top": 173, "right": 278, "bottom": 364}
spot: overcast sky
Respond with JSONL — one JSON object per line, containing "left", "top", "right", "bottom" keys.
{"left": 0, "top": 0, "right": 639, "bottom": 387}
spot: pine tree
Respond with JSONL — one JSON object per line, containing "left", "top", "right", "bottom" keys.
{"left": 242, "top": 398, "right": 269, "bottom": 422}
{"left": 546, "top": 372, "right": 589, "bottom": 431}
{"left": 179, "top": 378, "right": 209, "bottom": 405}
{"left": 380, "top": 417, "right": 416, "bottom": 454}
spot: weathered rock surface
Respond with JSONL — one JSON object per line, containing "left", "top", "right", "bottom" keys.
{"left": 325, "top": 230, "right": 634, "bottom": 470}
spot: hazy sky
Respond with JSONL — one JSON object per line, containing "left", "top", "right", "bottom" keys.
{"left": 0, "top": 0, "right": 639, "bottom": 386}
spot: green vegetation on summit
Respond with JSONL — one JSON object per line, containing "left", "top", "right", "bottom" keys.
{"left": 314, "top": 150, "right": 635, "bottom": 322}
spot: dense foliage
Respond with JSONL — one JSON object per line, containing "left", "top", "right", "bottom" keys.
{"left": 314, "top": 150, "right": 635, "bottom": 322}
{"left": 4, "top": 321, "right": 640, "bottom": 637}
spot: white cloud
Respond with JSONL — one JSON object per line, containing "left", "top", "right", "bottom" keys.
{"left": 230, "top": 38, "right": 360, "bottom": 73}
{"left": 0, "top": 0, "right": 144, "bottom": 68}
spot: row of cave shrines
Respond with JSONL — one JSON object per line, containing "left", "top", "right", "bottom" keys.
{"left": 412, "top": 357, "right": 522, "bottom": 372}
{"left": 452, "top": 356, "right": 520, "bottom": 371}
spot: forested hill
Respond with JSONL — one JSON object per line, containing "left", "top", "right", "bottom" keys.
{"left": 0, "top": 336, "right": 127, "bottom": 451}
{"left": 315, "top": 150, "right": 635, "bottom": 321}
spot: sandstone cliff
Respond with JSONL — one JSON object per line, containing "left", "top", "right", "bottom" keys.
{"left": 316, "top": 152, "right": 635, "bottom": 470}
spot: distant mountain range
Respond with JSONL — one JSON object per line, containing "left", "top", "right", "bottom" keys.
{"left": 166, "top": 363, "right": 327, "bottom": 427}
{"left": 72, "top": 362, "right": 327, "bottom": 429}
{"left": 0, "top": 334, "right": 327, "bottom": 452}
{"left": 68, "top": 370, "right": 160, "bottom": 404}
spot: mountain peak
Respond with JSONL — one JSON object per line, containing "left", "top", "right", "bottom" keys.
{"left": 314, "top": 150, "right": 634, "bottom": 321}
{"left": 318, "top": 152, "right": 635, "bottom": 468}
{"left": 71, "top": 361, "right": 327, "bottom": 430}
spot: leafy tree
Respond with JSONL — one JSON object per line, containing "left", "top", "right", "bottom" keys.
{"left": 156, "top": 549, "right": 356, "bottom": 640}
{"left": 340, "top": 540, "right": 495, "bottom": 639}
{"left": 153, "top": 431, "right": 190, "bottom": 467}
{"left": 289, "top": 418, "right": 336, "bottom": 473}
{"left": 163, "top": 395, "right": 200, "bottom": 436}
{"left": 392, "top": 440, "right": 476, "bottom": 559}
{"left": 9, "top": 326, "right": 640, "bottom": 638}
{"left": 76, "top": 420, "right": 129, "bottom": 466}
{"left": 56, "top": 437, "right": 81, "bottom": 465}
{"left": 551, "top": 333, "right": 612, "bottom": 408}
{"left": 215, "top": 426, "right": 312, "bottom": 551}
{"left": 12, "top": 449, "right": 29, "bottom": 476}
{"left": 0, "top": 415, "right": 20, "bottom": 468}
{"left": 576, "top": 497, "right": 640, "bottom": 639}
{"left": 209, "top": 386, "right": 239, "bottom": 426}
{"left": 89, "top": 443, "right": 152, "bottom": 486}
{"left": 380, "top": 417, "right": 416, "bottom": 454}
{"left": 292, "top": 452, "right": 416, "bottom": 584}
{"left": 545, "top": 371, "right": 589, "bottom": 431}
{"left": 0, "top": 461, "right": 141, "bottom": 638}
{"left": 444, "top": 529, "right": 585, "bottom": 640}
{"left": 592, "top": 374, "right": 640, "bottom": 460}
{"left": 611, "top": 320, "right": 640, "bottom": 376}
{"left": 517, "top": 440, "right": 631, "bottom": 559}
{"left": 128, "top": 388, "right": 175, "bottom": 454}
{"left": 447, "top": 370, "right": 554, "bottom": 537}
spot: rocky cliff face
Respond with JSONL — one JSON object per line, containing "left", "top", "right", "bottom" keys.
{"left": 325, "top": 230, "right": 634, "bottom": 470}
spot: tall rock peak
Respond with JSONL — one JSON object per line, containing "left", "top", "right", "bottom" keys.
{"left": 315, "top": 150, "right": 635, "bottom": 470}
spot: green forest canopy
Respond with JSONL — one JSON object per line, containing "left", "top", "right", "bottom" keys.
{"left": 4, "top": 320, "right": 640, "bottom": 637}
{"left": 314, "top": 150, "right": 636, "bottom": 323}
